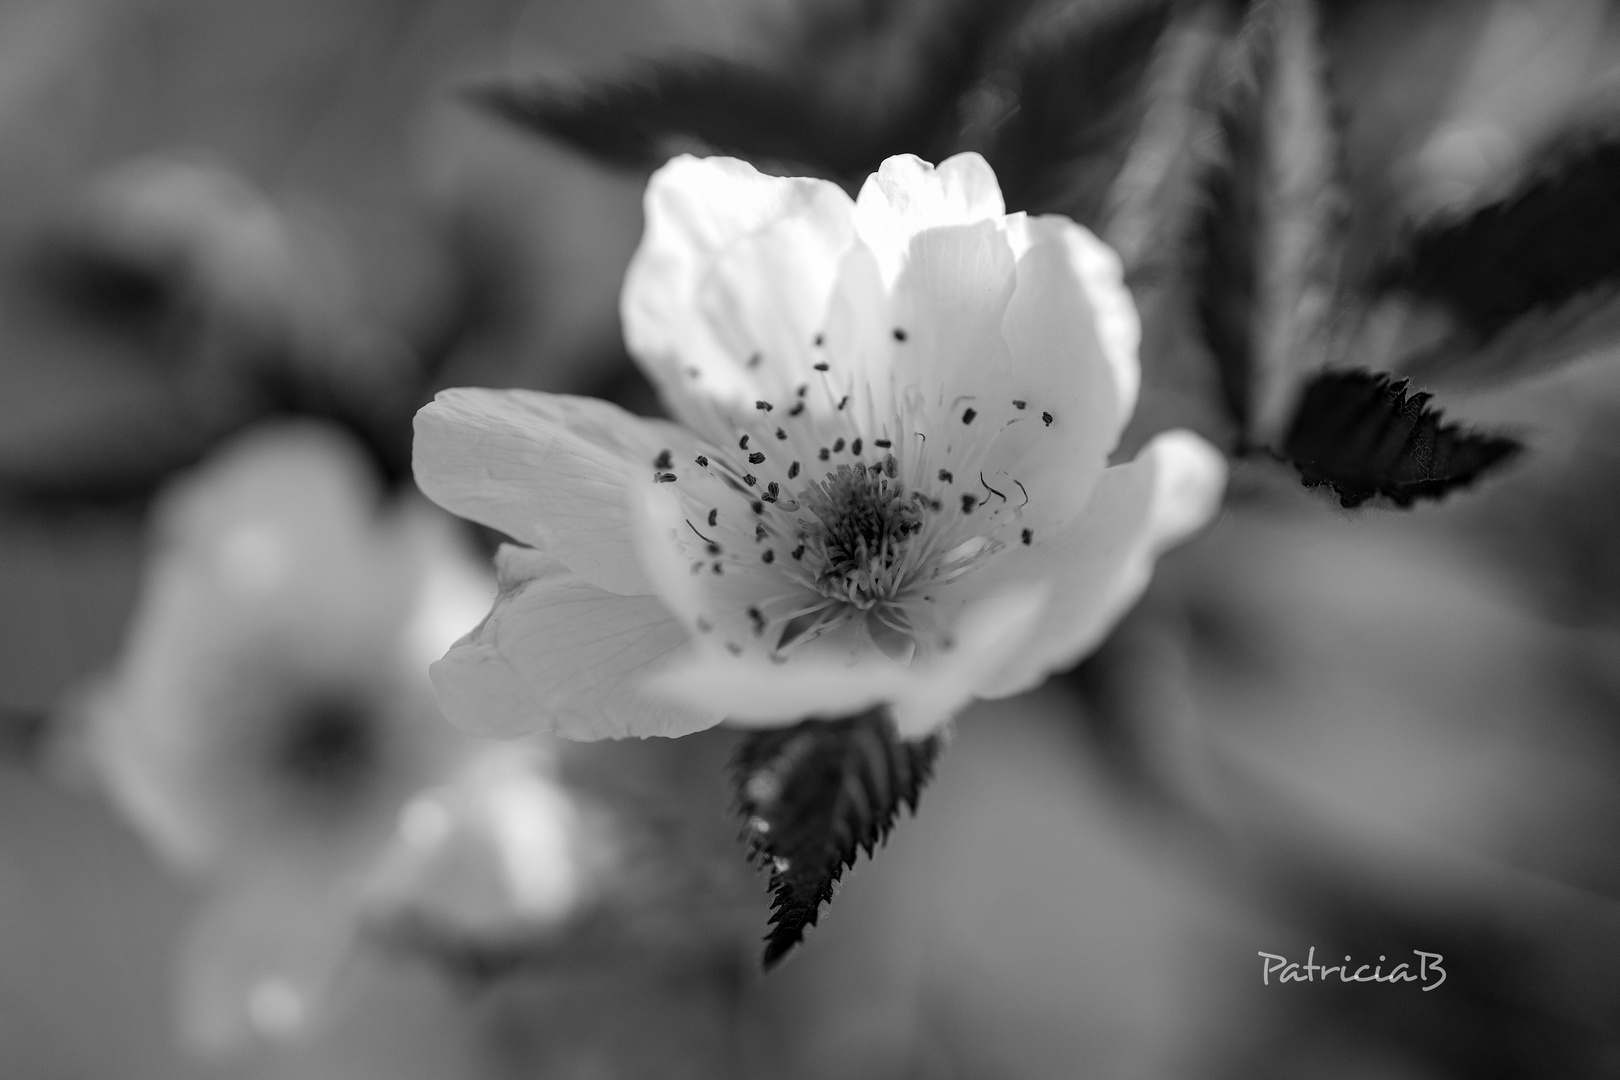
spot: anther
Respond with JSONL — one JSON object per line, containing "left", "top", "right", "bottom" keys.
{"left": 813, "top": 362, "right": 829, "bottom": 372}
{"left": 749, "top": 452, "right": 766, "bottom": 465}
{"left": 1021, "top": 528, "right": 1033, "bottom": 545}
{"left": 654, "top": 449, "right": 673, "bottom": 469}
{"left": 819, "top": 448, "right": 830, "bottom": 461}
{"left": 893, "top": 328, "right": 907, "bottom": 341}
{"left": 776, "top": 428, "right": 787, "bottom": 440}
{"left": 707, "top": 508, "right": 718, "bottom": 527}
{"left": 756, "top": 400, "right": 774, "bottom": 412}
{"left": 751, "top": 500, "right": 764, "bottom": 514}
{"left": 788, "top": 461, "right": 800, "bottom": 479}
{"left": 1013, "top": 400, "right": 1027, "bottom": 410}
{"left": 1042, "top": 411, "right": 1054, "bottom": 426}
{"left": 791, "top": 544, "right": 805, "bottom": 560}
{"left": 695, "top": 455, "right": 709, "bottom": 467}
{"left": 789, "top": 402, "right": 805, "bottom": 416}
{"left": 837, "top": 395, "right": 849, "bottom": 410}
{"left": 744, "top": 473, "right": 756, "bottom": 486}
{"left": 961, "top": 494, "right": 977, "bottom": 513}
{"left": 739, "top": 434, "right": 750, "bottom": 449}
{"left": 832, "top": 438, "right": 845, "bottom": 452}
{"left": 938, "top": 469, "right": 953, "bottom": 483}
{"left": 762, "top": 550, "right": 776, "bottom": 564}
{"left": 874, "top": 439, "right": 891, "bottom": 448}
{"left": 852, "top": 438, "right": 863, "bottom": 455}
{"left": 655, "top": 472, "right": 677, "bottom": 483}
{"left": 962, "top": 407, "right": 977, "bottom": 425}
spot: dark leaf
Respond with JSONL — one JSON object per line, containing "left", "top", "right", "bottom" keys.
{"left": 732, "top": 707, "right": 941, "bottom": 968}
{"left": 960, "top": 0, "right": 1175, "bottom": 224}
{"left": 471, "top": 1, "right": 1035, "bottom": 187}
{"left": 1383, "top": 134, "right": 1620, "bottom": 342}
{"left": 468, "top": 59, "right": 851, "bottom": 177}
{"left": 1280, "top": 368, "right": 1520, "bottom": 507}
{"left": 1197, "top": 0, "right": 1346, "bottom": 447}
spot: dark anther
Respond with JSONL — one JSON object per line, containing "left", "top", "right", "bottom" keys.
{"left": 1021, "top": 528, "right": 1033, "bottom": 545}
{"left": 695, "top": 455, "right": 709, "bottom": 467}
{"left": 837, "top": 395, "right": 849, "bottom": 410}
{"left": 789, "top": 402, "right": 805, "bottom": 416}
{"left": 852, "top": 438, "right": 863, "bottom": 455}
{"left": 655, "top": 472, "right": 677, "bottom": 483}
{"left": 654, "top": 449, "right": 673, "bottom": 469}
{"left": 744, "top": 473, "right": 757, "bottom": 486}
{"left": 755, "top": 524, "right": 767, "bottom": 541}
{"left": 739, "top": 434, "right": 750, "bottom": 449}
{"left": 893, "top": 328, "right": 907, "bottom": 342}
{"left": 819, "top": 448, "right": 831, "bottom": 461}
{"left": 751, "top": 500, "right": 765, "bottom": 514}
{"left": 814, "top": 362, "right": 830, "bottom": 372}
{"left": 1013, "top": 399, "right": 1027, "bottom": 410}
{"left": 874, "top": 439, "right": 892, "bottom": 448}
{"left": 749, "top": 452, "right": 766, "bottom": 465}
{"left": 882, "top": 454, "right": 899, "bottom": 478}
{"left": 938, "top": 469, "right": 953, "bottom": 483}
{"left": 832, "top": 437, "right": 845, "bottom": 452}
{"left": 797, "top": 384, "right": 808, "bottom": 397}
{"left": 756, "top": 400, "right": 774, "bottom": 412}
{"left": 762, "top": 550, "right": 776, "bottom": 564}
{"left": 707, "top": 508, "right": 718, "bottom": 527}
{"left": 791, "top": 544, "right": 805, "bottom": 560}
{"left": 1042, "top": 411, "right": 1053, "bottom": 426}
{"left": 788, "top": 461, "right": 801, "bottom": 479}
{"left": 962, "top": 407, "right": 977, "bottom": 425}
{"left": 961, "top": 494, "right": 977, "bottom": 513}
{"left": 776, "top": 428, "right": 788, "bottom": 440}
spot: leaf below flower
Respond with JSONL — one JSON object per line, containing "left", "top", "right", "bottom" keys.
{"left": 1279, "top": 368, "right": 1520, "bottom": 508}
{"left": 731, "top": 707, "right": 942, "bottom": 969}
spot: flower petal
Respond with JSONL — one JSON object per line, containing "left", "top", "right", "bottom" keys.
{"left": 429, "top": 546, "right": 717, "bottom": 740}
{"left": 621, "top": 155, "right": 855, "bottom": 433}
{"left": 647, "top": 583, "right": 1049, "bottom": 738}
{"left": 854, "top": 152, "right": 1006, "bottom": 287}
{"left": 980, "top": 215, "right": 1142, "bottom": 527}
{"left": 966, "top": 429, "right": 1226, "bottom": 699}
{"left": 414, "top": 388, "right": 696, "bottom": 596}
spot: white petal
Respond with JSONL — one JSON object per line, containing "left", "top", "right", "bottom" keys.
{"left": 970, "top": 429, "right": 1226, "bottom": 699}
{"left": 621, "top": 155, "right": 855, "bottom": 433}
{"left": 647, "top": 584, "right": 1048, "bottom": 738}
{"left": 980, "top": 215, "right": 1142, "bottom": 525}
{"left": 414, "top": 388, "right": 698, "bottom": 596}
{"left": 887, "top": 219, "right": 1018, "bottom": 408}
{"left": 429, "top": 549, "right": 718, "bottom": 740}
{"left": 854, "top": 152, "right": 1006, "bottom": 287}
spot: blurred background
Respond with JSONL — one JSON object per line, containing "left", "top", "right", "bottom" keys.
{"left": 4, "top": 0, "right": 1620, "bottom": 1076}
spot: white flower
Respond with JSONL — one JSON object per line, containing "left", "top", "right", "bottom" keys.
{"left": 414, "top": 152, "right": 1225, "bottom": 740}
{"left": 85, "top": 421, "right": 518, "bottom": 1053}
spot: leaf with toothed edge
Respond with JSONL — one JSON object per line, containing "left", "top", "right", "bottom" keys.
{"left": 1279, "top": 369, "right": 1520, "bottom": 508}
{"left": 732, "top": 706, "right": 942, "bottom": 968}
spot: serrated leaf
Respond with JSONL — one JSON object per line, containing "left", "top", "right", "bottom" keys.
{"left": 958, "top": 0, "right": 1174, "bottom": 224}
{"left": 1197, "top": 0, "right": 1346, "bottom": 448}
{"left": 732, "top": 707, "right": 941, "bottom": 969}
{"left": 1280, "top": 368, "right": 1520, "bottom": 507}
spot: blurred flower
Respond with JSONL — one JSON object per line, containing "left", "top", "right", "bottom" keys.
{"left": 415, "top": 151, "right": 1225, "bottom": 739}
{"left": 80, "top": 421, "right": 597, "bottom": 1054}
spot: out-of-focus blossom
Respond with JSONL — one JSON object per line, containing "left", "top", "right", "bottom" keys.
{"left": 82, "top": 421, "right": 599, "bottom": 1054}
{"left": 415, "top": 151, "right": 1225, "bottom": 740}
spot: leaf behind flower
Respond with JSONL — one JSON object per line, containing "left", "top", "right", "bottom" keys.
{"left": 731, "top": 707, "right": 941, "bottom": 969}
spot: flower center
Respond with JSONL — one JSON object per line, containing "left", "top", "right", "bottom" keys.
{"left": 798, "top": 457, "right": 924, "bottom": 609}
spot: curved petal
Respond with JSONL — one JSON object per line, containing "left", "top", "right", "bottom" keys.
{"left": 969, "top": 429, "right": 1226, "bottom": 699}
{"left": 429, "top": 547, "right": 717, "bottom": 740}
{"left": 621, "top": 155, "right": 855, "bottom": 433}
{"left": 414, "top": 389, "right": 697, "bottom": 596}
{"left": 980, "top": 215, "right": 1142, "bottom": 527}
{"left": 647, "top": 583, "right": 1049, "bottom": 738}
{"left": 853, "top": 152, "right": 1006, "bottom": 287}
